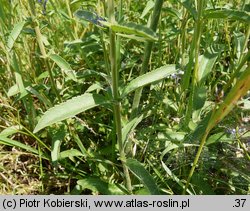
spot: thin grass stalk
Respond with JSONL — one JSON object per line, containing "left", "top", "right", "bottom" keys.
{"left": 65, "top": 0, "right": 78, "bottom": 39}
{"left": 27, "top": 0, "right": 62, "bottom": 103}
{"left": 107, "top": 0, "right": 132, "bottom": 193}
{"left": 131, "top": 0, "right": 164, "bottom": 118}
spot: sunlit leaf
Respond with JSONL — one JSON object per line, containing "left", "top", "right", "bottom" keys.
{"left": 102, "top": 21, "right": 158, "bottom": 41}
{"left": 49, "top": 54, "right": 77, "bottom": 81}
{"left": 204, "top": 9, "right": 250, "bottom": 23}
{"left": 34, "top": 93, "right": 107, "bottom": 133}
{"left": 122, "top": 65, "right": 177, "bottom": 97}
{"left": 7, "top": 21, "right": 25, "bottom": 51}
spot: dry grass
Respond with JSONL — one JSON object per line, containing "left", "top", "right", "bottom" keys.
{"left": 0, "top": 146, "right": 42, "bottom": 194}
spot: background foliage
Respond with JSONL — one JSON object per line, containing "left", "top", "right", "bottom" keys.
{"left": 0, "top": 0, "right": 249, "bottom": 194}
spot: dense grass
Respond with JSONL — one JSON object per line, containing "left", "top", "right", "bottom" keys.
{"left": 0, "top": 0, "right": 250, "bottom": 194}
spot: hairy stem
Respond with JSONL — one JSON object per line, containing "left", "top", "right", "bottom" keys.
{"left": 108, "top": 0, "right": 132, "bottom": 193}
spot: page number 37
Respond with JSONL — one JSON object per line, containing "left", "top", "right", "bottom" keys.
{"left": 233, "top": 199, "right": 246, "bottom": 208}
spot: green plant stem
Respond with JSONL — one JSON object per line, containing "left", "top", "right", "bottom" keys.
{"left": 131, "top": 0, "right": 164, "bottom": 118}
{"left": 108, "top": 0, "right": 132, "bottom": 194}
{"left": 184, "top": 0, "right": 204, "bottom": 126}
{"left": 27, "top": 0, "right": 62, "bottom": 103}
{"left": 182, "top": 129, "right": 209, "bottom": 194}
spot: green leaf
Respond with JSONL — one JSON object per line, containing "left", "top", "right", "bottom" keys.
{"left": 126, "top": 158, "right": 160, "bottom": 194}
{"left": 122, "top": 65, "right": 177, "bottom": 97}
{"left": 7, "top": 84, "right": 19, "bottom": 97}
{"left": 233, "top": 32, "right": 245, "bottom": 59}
{"left": 185, "top": 111, "right": 213, "bottom": 142}
{"left": 204, "top": 9, "right": 250, "bottom": 23}
{"left": 49, "top": 54, "right": 77, "bottom": 81}
{"left": 51, "top": 128, "right": 65, "bottom": 165}
{"left": 34, "top": 93, "right": 107, "bottom": 133}
{"left": 59, "top": 149, "right": 84, "bottom": 160}
{"left": 140, "top": 0, "right": 155, "bottom": 19}
{"left": 7, "top": 21, "right": 25, "bottom": 51}
{"left": 103, "top": 22, "right": 158, "bottom": 41}
{"left": 122, "top": 115, "right": 143, "bottom": 144}
{"left": 198, "top": 46, "right": 221, "bottom": 84}
{"left": 0, "top": 125, "right": 22, "bottom": 137}
{"left": 161, "top": 161, "right": 193, "bottom": 195}
{"left": 26, "top": 86, "right": 52, "bottom": 108}
{"left": 74, "top": 10, "right": 106, "bottom": 27}
{"left": 193, "top": 86, "right": 207, "bottom": 111}
{"left": 163, "top": 7, "right": 182, "bottom": 19}
{"left": 179, "top": 0, "right": 197, "bottom": 20}
{"left": 206, "top": 132, "right": 232, "bottom": 145}
{"left": 11, "top": 52, "right": 27, "bottom": 97}
{"left": 77, "top": 177, "right": 124, "bottom": 194}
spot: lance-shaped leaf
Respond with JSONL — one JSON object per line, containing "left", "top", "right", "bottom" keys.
{"left": 126, "top": 158, "right": 160, "bottom": 194}
{"left": 74, "top": 10, "right": 106, "bottom": 27}
{"left": 122, "top": 115, "right": 143, "bottom": 144}
{"left": 7, "top": 21, "right": 25, "bottom": 51}
{"left": 34, "top": 93, "right": 107, "bottom": 133}
{"left": 122, "top": 64, "right": 177, "bottom": 97}
{"left": 198, "top": 46, "right": 221, "bottom": 84}
{"left": 102, "top": 22, "right": 158, "bottom": 41}
{"left": 49, "top": 54, "right": 77, "bottom": 81}
{"left": 204, "top": 9, "right": 250, "bottom": 23}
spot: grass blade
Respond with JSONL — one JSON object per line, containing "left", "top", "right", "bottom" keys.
{"left": 0, "top": 135, "right": 48, "bottom": 159}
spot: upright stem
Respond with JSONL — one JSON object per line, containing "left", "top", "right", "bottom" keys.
{"left": 184, "top": 0, "right": 204, "bottom": 125}
{"left": 107, "top": 0, "right": 132, "bottom": 193}
{"left": 131, "top": 0, "right": 164, "bottom": 118}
